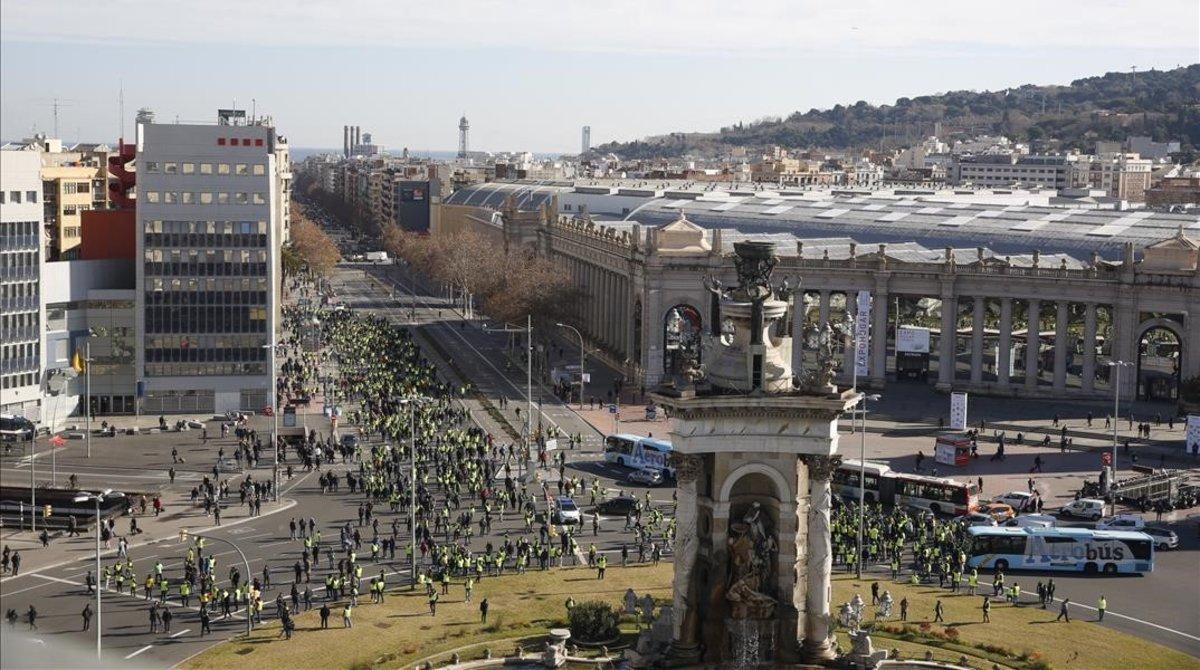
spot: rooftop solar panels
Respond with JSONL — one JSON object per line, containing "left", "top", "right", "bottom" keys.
{"left": 816, "top": 208, "right": 851, "bottom": 219}
{"left": 1010, "top": 211, "right": 1073, "bottom": 232}
{"left": 1086, "top": 211, "right": 1154, "bottom": 238}
{"left": 938, "top": 215, "right": 975, "bottom": 228}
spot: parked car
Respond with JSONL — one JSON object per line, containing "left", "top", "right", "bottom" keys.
{"left": 958, "top": 512, "right": 997, "bottom": 527}
{"left": 993, "top": 491, "right": 1036, "bottom": 512}
{"left": 1003, "top": 514, "right": 1057, "bottom": 529}
{"left": 977, "top": 502, "right": 1016, "bottom": 521}
{"left": 553, "top": 497, "right": 581, "bottom": 525}
{"left": 593, "top": 496, "right": 638, "bottom": 517}
{"left": 1096, "top": 514, "right": 1145, "bottom": 531}
{"left": 1142, "top": 526, "right": 1179, "bottom": 550}
{"left": 628, "top": 467, "right": 665, "bottom": 487}
{"left": 1057, "top": 498, "right": 1105, "bottom": 521}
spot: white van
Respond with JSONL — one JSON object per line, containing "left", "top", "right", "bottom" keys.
{"left": 1058, "top": 498, "right": 1105, "bottom": 521}
{"left": 1004, "top": 513, "right": 1057, "bottom": 529}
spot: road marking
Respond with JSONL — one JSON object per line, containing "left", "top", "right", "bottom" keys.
{"left": 1052, "top": 598, "right": 1200, "bottom": 642}
{"left": 125, "top": 645, "right": 154, "bottom": 659}
{"left": 0, "top": 497, "right": 297, "bottom": 586}
{"left": 31, "top": 573, "right": 80, "bottom": 587}
{"left": 170, "top": 628, "right": 191, "bottom": 638}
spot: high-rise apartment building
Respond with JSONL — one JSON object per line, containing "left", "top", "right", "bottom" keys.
{"left": 0, "top": 151, "right": 46, "bottom": 419}
{"left": 135, "top": 110, "right": 284, "bottom": 414}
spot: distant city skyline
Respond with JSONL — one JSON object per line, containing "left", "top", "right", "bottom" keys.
{"left": 1, "top": 0, "right": 1197, "bottom": 152}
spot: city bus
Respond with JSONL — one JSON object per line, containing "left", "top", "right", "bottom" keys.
{"left": 604, "top": 434, "right": 675, "bottom": 478}
{"left": 966, "top": 526, "right": 1154, "bottom": 574}
{"left": 834, "top": 459, "right": 980, "bottom": 516}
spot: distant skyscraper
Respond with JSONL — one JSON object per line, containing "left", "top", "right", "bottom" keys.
{"left": 582, "top": 125, "right": 591, "bottom": 154}
{"left": 458, "top": 115, "right": 470, "bottom": 159}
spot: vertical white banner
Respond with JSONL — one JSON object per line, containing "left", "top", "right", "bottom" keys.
{"left": 1187, "top": 415, "right": 1200, "bottom": 455}
{"left": 854, "top": 290, "right": 871, "bottom": 378}
{"left": 950, "top": 392, "right": 968, "bottom": 430}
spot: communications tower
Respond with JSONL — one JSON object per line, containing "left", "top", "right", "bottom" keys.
{"left": 458, "top": 114, "right": 469, "bottom": 158}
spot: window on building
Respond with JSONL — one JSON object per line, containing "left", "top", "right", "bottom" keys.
{"left": 164, "top": 162, "right": 178, "bottom": 174}
{"left": 145, "top": 192, "right": 159, "bottom": 204}
{"left": 182, "top": 192, "right": 195, "bottom": 204}
{"left": 164, "top": 192, "right": 178, "bottom": 204}
{"left": 145, "top": 161, "right": 159, "bottom": 172}
{"left": 11, "top": 191, "right": 22, "bottom": 204}
{"left": 218, "top": 164, "right": 231, "bottom": 175}
{"left": 235, "top": 192, "right": 248, "bottom": 205}
{"left": 218, "top": 193, "right": 229, "bottom": 204}
{"left": 252, "top": 193, "right": 265, "bottom": 205}
{"left": 253, "top": 164, "right": 265, "bottom": 176}
{"left": 26, "top": 190, "right": 38, "bottom": 203}
{"left": 236, "top": 164, "right": 249, "bottom": 176}
{"left": 200, "top": 192, "right": 213, "bottom": 205}
{"left": 182, "top": 163, "right": 195, "bottom": 175}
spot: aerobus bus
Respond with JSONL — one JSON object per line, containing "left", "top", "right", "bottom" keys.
{"left": 604, "top": 434, "right": 675, "bottom": 478}
{"left": 833, "top": 459, "right": 980, "bottom": 516}
{"left": 966, "top": 526, "right": 1154, "bottom": 574}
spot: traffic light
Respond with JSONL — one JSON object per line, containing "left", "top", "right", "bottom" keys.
{"left": 43, "top": 504, "right": 52, "bottom": 518}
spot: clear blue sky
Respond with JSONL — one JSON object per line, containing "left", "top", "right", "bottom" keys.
{"left": 2, "top": 1, "right": 1196, "bottom": 153}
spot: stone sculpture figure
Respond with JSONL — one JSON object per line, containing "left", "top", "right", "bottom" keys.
{"left": 725, "top": 517, "right": 777, "bottom": 619}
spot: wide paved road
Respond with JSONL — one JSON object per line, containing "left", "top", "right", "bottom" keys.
{"left": 0, "top": 264, "right": 669, "bottom": 668}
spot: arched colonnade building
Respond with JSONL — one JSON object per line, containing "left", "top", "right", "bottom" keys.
{"left": 439, "top": 181, "right": 1200, "bottom": 403}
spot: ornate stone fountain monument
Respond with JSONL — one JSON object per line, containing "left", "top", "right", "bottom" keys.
{"left": 652, "top": 241, "right": 860, "bottom": 666}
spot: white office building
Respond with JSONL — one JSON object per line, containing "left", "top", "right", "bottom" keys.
{"left": 135, "top": 110, "right": 284, "bottom": 414}
{"left": 0, "top": 151, "right": 46, "bottom": 419}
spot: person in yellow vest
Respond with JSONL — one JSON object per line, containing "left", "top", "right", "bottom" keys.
{"left": 1097, "top": 595, "right": 1107, "bottom": 621}
{"left": 968, "top": 569, "right": 978, "bottom": 595}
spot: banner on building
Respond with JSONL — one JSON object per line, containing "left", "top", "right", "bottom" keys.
{"left": 854, "top": 290, "right": 871, "bottom": 378}
{"left": 950, "top": 392, "right": 968, "bottom": 431}
{"left": 1187, "top": 415, "right": 1200, "bottom": 455}
{"left": 897, "top": 326, "right": 931, "bottom": 354}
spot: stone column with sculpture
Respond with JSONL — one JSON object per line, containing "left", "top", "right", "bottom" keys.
{"left": 801, "top": 453, "right": 841, "bottom": 663}
{"left": 668, "top": 452, "right": 705, "bottom": 661}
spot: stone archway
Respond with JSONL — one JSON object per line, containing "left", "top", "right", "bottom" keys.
{"left": 1137, "top": 321, "right": 1183, "bottom": 402}
{"left": 663, "top": 303, "right": 703, "bottom": 377}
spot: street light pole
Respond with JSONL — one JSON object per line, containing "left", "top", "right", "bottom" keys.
{"left": 183, "top": 530, "right": 253, "bottom": 636}
{"left": 85, "top": 338, "right": 92, "bottom": 459}
{"left": 263, "top": 342, "right": 281, "bottom": 503}
{"left": 556, "top": 323, "right": 586, "bottom": 409}
{"left": 399, "top": 396, "right": 431, "bottom": 585}
{"left": 527, "top": 314, "right": 533, "bottom": 474}
{"left": 855, "top": 394, "right": 880, "bottom": 580}
{"left": 1108, "top": 360, "right": 1132, "bottom": 514}
{"left": 74, "top": 489, "right": 112, "bottom": 660}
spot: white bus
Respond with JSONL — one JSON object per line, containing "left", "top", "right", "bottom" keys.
{"left": 834, "top": 459, "right": 980, "bottom": 516}
{"left": 966, "top": 526, "right": 1154, "bottom": 575}
{"left": 604, "top": 434, "right": 675, "bottom": 478}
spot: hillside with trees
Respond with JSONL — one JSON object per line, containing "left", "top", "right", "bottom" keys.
{"left": 598, "top": 65, "right": 1200, "bottom": 159}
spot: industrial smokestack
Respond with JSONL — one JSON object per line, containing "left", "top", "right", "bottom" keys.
{"left": 354, "top": 126, "right": 361, "bottom": 152}
{"left": 343, "top": 126, "right": 350, "bottom": 157}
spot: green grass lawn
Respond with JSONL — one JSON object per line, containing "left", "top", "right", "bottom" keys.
{"left": 184, "top": 563, "right": 1197, "bottom": 670}
{"left": 183, "top": 563, "right": 672, "bottom": 670}
{"left": 831, "top": 574, "right": 1200, "bottom": 670}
